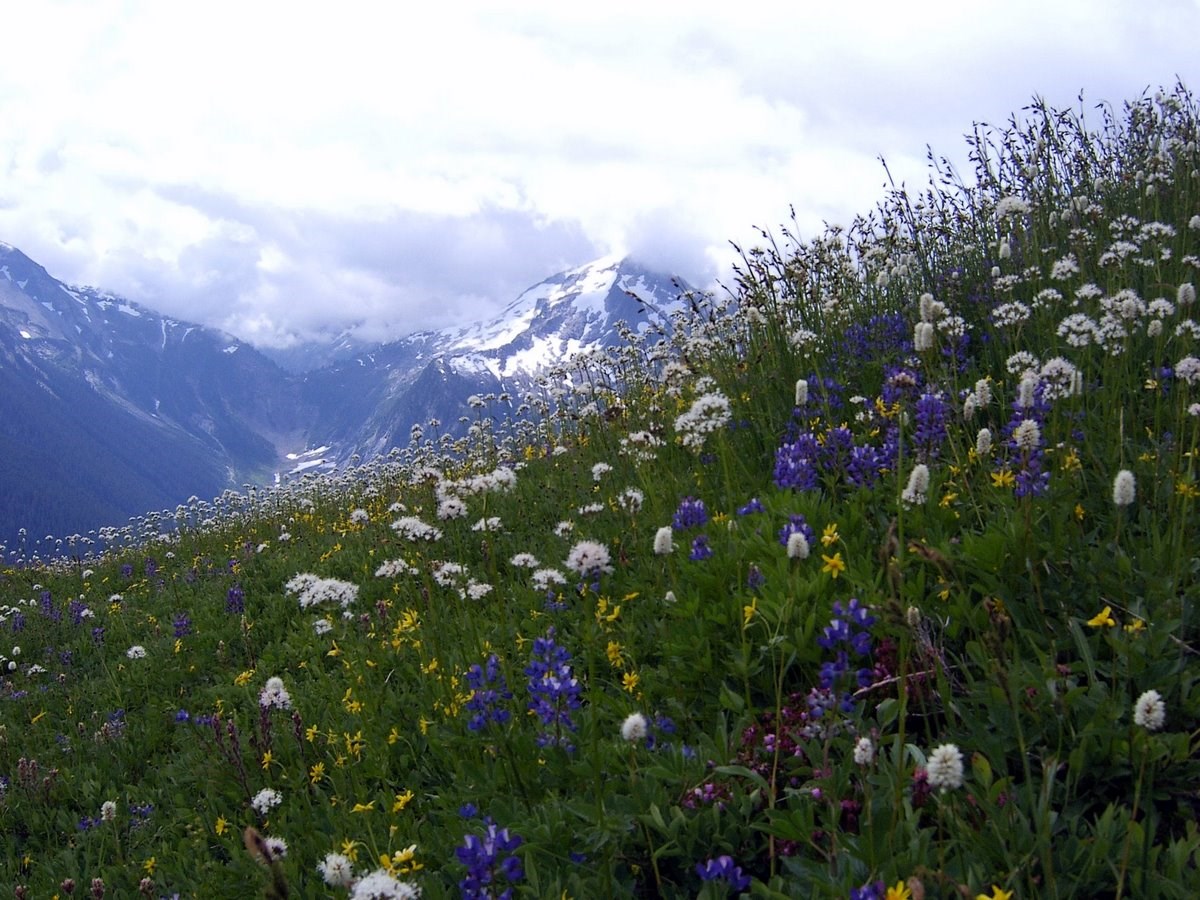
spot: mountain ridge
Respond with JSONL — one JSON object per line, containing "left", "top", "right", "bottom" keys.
{"left": 0, "top": 244, "right": 688, "bottom": 551}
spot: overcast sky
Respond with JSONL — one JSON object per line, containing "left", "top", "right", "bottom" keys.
{"left": 1, "top": 0, "right": 1197, "bottom": 347}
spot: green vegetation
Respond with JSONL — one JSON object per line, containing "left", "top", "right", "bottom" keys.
{"left": 3, "top": 85, "right": 1200, "bottom": 899}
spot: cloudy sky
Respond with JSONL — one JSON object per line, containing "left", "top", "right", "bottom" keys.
{"left": 1, "top": 0, "right": 1197, "bottom": 347}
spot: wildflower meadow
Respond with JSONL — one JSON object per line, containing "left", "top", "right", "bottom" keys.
{"left": 3, "top": 85, "right": 1200, "bottom": 898}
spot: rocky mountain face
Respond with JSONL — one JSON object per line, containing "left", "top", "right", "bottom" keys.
{"left": 0, "top": 244, "right": 686, "bottom": 551}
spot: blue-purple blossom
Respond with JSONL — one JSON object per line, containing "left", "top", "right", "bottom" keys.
{"left": 456, "top": 818, "right": 524, "bottom": 900}
{"left": 912, "top": 392, "right": 950, "bottom": 462}
{"left": 172, "top": 612, "right": 192, "bottom": 638}
{"left": 695, "top": 855, "right": 751, "bottom": 892}
{"left": 773, "top": 432, "right": 821, "bottom": 491}
{"left": 226, "top": 585, "right": 245, "bottom": 615}
{"left": 524, "top": 628, "right": 581, "bottom": 748}
{"left": 673, "top": 496, "right": 709, "bottom": 530}
{"left": 816, "top": 599, "right": 876, "bottom": 713}
{"left": 689, "top": 535, "right": 713, "bottom": 561}
{"left": 737, "top": 497, "right": 764, "bottom": 516}
{"left": 466, "top": 655, "right": 513, "bottom": 732}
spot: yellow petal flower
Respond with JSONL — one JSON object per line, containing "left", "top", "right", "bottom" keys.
{"left": 1086, "top": 606, "right": 1116, "bottom": 628}
{"left": 975, "top": 887, "right": 1014, "bottom": 900}
{"left": 885, "top": 881, "right": 912, "bottom": 900}
{"left": 821, "top": 552, "right": 846, "bottom": 578}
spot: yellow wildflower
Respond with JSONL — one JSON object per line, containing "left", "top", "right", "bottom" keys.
{"left": 305, "top": 724, "right": 319, "bottom": 743}
{"left": 1087, "top": 606, "right": 1117, "bottom": 628}
{"left": 340, "top": 839, "right": 361, "bottom": 862}
{"left": 885, "top": 882, "right": 912, "bottom": 900}
{"left": 606, "top": 641, "right": 625, "bottom": 669}
{"left": 392, "top": 789, "right": 414, "bottom": 813}
{"left": 622, "top": 671, "right": 640, "bottom": 693}
{"left": 742, "top": 597, "right": 757, "bottom": 628}
{"left": 260, "top": 750, "right": 274, "bottom": 770}
{"left": 991, "top": 469, "right": 1015, "bottom": 489}
{"left": 821, "top": 552, "right": 846, "bottom": 579}
{"left": 309, "top": 762, "right": 325, "bottom": 784}
{"left": 143, "top": 857, "right": 156, "bottom": 876}
{"left": 215, "top": 816, "right": 228, "bottom": 836}
{"left": 1124, "top": 618, "right": 1146, "bottom": 634}
{"left": 351, "top": 801, "right": 376, "bottom": 813}
{"left": 388, "top": 726, "right": 401, "bottom": 745}
{"left": 234, "top": 670, "right": 255, "bottom": 686}
{"left": 976, "top": 887, "right": 1014, "bottom": 900}
{"left": 821, "top": 523, "right": 839, "bottom": 547}
{"left": 1074, "top": 503, "right": 1085, "bottom": 521}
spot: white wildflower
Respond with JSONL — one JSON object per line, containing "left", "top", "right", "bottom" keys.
{"left": 126, "top": 645, "right": 147, "bottom": 659}
{"left": 259, "top": 676, "right": 292, "bottom": 711}
{"left": 902, "top": 463, "right": 930, "bottom": 506}
{"left": 926, "top": 743, "right": 965, "bottom": 791}
{"left": 509, "top": 553, "right": 540, "bottom": 569}
{"left": 853, "top": 736, "right": 875, "bottom": 766}
{"left": 786, "top": 531, "right": 810, "bottom": 560}
{"left": 531, "top": 568, "right": 567, "bottom": 592}
{"left": 653, "top": 527, "right": 675, "bottom": 556}
{"left": 621, "top": 712, "right": 649, "bottom": 743}
{"left": 1133, "top": 689, "right": 1166, "bottom": 731}
{"left": 1113, "top": 469, "right": 1136, "bottom": 507}
{"left": 565, "top": 541, "right": 613, "bottom": 577}
{"left": 795, "top": 378, "right": 809, "bottom": 406}
{"left": 251, "top": 788, "right": 282, "bottom": 816}
{"left": 976, "top": 428, "right": 993, "bottom": 456}
{"left": 318, "top": 853, "right": 356, "bottom": 888}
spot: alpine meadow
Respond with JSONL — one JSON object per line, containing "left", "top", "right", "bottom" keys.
{"left": 3, "top": 86, "right": 1200, "bottom": 899}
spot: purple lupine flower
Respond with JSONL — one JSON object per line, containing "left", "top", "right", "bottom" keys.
{"left": 773, "top": 432, "right": 821, "bottom": 491}
{"left": 912, "top": 391, "right": 950, "bottom": 462}
{"left": 225, "top": 585, "right": 245, "bottom": 615}
{"left": 737, "top": 497, "right": 764, "bottom": 516}
{"left": 820, "top": 425, "right": 856, "bottom": 474}
{"left": 465, "top": 654, "right": 513, "bottom": 732}
{"left": 172, "top": 613, "right": 192, "bottom": 638}
{"left": 689, "top": 535, "right": 713, "bottom": 561}
{"left": 673, "top": 496, "right": 709, "bottom": 530}
{"left": 851, "top": 882, "right": 885, "bottom": 900}
{"left": 456, "top": 818, "right": 524, "bottom": 900}
{"left": 524, "top": 628, "right": 581, "bottom": 748}
{"left": 695, "top": 855, "right": 751, "bottom": 892}
{"left": 816, "top": 599, "right": 876, "bottom": 712}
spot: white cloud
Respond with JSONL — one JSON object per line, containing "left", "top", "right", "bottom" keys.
{"left": 1, "top": 0, "right": 1197, "bottom": 345}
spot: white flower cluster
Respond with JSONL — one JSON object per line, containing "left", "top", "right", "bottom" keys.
{"left": 375, "top": 558, "right": 418, "bottom": 578}
{"left": 349, "top": 869, "right": 422, "bottom": 899}
{"left": 391, "top": 516, "right": 443, "bottom": 542}
{"left": 673, "top": 390, "right": 732, "bottom": 451}
{"left": 532, "top": 568, "right": 567, "bottom": 592}
{"left": 260, "top": 676, "right": 292, "bottom": 711}
{"left": 285, "top": 573, "right": 359, "bottom": 610}
{"left": 251, "top": 787, "right": 282, "bottom": 816}
{"left": 565, "top": 540, "right": 614, "bottom": 577}
{"left": 620, "top": 430, "right": 664, "bottom": 463}
{"left": 901, "top": 463, "right": 930, "bottom": 506}
{"left": 926, "top": 743, "right": 965, "bottom": 791}
{"left": 1133, "top": 689, "right": 1166, "bottom": 731}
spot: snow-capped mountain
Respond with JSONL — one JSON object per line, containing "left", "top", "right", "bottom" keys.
{"left": 301, "top": 255, "right": 689, "bottom": 459}
{"left": 0, "top": 244, "right": 688, "bottom": 549}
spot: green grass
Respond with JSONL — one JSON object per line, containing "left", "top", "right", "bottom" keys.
{"left": 2, "top": 84, "right": 1200, "bottom": 899}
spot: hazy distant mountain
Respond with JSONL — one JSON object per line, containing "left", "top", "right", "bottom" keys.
{"left": 0, "top": 241, "right": 306, "bottom": 548}
{"left": 0, "top": 244, "right": 687, "bottom": 550}
{"left": 300, "top": 255, "right": 689, "bottom": 460}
